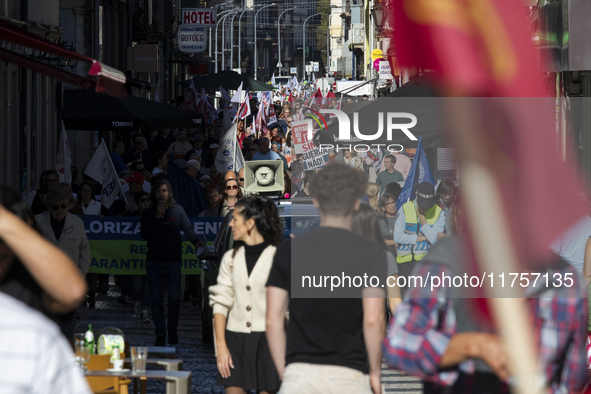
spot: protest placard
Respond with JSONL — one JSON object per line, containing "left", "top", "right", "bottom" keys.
{"left": 292, "top": 120, "right": 329, "bottom": 170}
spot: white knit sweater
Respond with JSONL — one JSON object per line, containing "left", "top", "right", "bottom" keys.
{"left": 209, "top": 245, "right": 277, "bottom": 333}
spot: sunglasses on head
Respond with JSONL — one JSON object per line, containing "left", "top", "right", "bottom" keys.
{"left": 226, "top": 185, "right": 238, "bottom": 190}
{"left": 139, "top": 198, "right": 150, "bottom": 203}
{"left": 52, "top": 203, "right": 68, "bottom": 211}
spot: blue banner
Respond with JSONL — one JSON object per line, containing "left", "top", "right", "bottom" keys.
{"left": 396, "top": 136, "right": 435, "bottom": 210}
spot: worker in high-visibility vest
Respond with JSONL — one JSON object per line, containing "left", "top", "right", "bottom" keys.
{"left": 394, "top": 182, "right": 446, "bottom": 287}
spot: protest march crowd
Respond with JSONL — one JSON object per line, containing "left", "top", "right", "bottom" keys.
{"left": 1, "top": 80, "right": 591, "bottom": 394}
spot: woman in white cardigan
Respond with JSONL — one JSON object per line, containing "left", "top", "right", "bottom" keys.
{"left": 209, "top": 196, "right": 283, "bottom": 394}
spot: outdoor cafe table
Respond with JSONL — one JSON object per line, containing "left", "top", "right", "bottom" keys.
{"left": 85, "top": 370, "right": 191, "bottom": 394}
{"left": 123, "top": 358, "right": 183, "bottom": 371}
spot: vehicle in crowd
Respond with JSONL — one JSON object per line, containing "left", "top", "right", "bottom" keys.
{"left": 198, "top": 198, "right": 319, "bottom": 343}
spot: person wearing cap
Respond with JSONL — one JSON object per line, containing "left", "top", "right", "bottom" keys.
{"left": 203, "top": 143, "right": 219, "bottom": 169}
{"left": 375, "top": 155, "right": 404, "bottom": 195}
{"left": 185, "top": 133, "right": 205, "bottom": 161}
{"left": 124, "top": 172, "right": 146, "bottom": 211}
{"left": 394, "top": 182, "right": 446, "bottom": 284}
{"left": 35, "top": 183, "right": 91, "bottom": 338}
{"left": 185, "top": 160, "right": 201, "bottom": 180}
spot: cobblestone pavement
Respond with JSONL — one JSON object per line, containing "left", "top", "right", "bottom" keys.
{"left": 76, "top": 281, "right": 422, "bottom": 393}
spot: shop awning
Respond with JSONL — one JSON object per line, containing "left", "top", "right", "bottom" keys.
{"left": 62, "top": 89, "right": 204, "bottom": 131}
{"left": 0, "top": 18, "right": 127, "bottom": 96}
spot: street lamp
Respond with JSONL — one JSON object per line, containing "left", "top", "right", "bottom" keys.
{"left": 254, "top": 3, "right": 276, "bottom": 81}
{"left": 238, "top": 7, "right": 253, "bottom": 74}
{"left": 230, "top": 7, "right": 249, "bottom": 72}
{"left": 215, "top": 11, "right": 237, "bottom": 73}
{"left": 209, "top": 3, "right": 234, "bottom": 60}
{"left": 277, "top": 6, "right": 297, "bottom": 77}
{"left": 223, "top": 8, "right": 245, "bottom": 71}
{"left": 326, "top": 14, "right": 331, "bottom": 79}
{"left": 303, "top": 13, "right": 320, "bottom": 81}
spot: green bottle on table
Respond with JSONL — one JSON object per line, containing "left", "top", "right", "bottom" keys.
{"left": 85, "top": 324, "right": 95, "bottom": 355}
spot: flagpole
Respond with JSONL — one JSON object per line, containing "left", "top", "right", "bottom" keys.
{"left": 233, "top": 127, "right": 237, "bottom": 172}
{"left": 445, "top": 99, "right": 542, "bottom": 394}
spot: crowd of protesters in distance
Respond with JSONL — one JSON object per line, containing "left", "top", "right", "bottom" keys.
{"left": 3, "top": 91, "right": 590, "bottom": 393}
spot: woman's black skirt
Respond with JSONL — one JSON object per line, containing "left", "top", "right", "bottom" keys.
{"left": 216, "top": 330, "right": 280, "bottom": 391}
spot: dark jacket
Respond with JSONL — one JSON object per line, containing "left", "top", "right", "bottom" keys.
{"left": 141, "top": 204, "right": 200, "bottom": 261}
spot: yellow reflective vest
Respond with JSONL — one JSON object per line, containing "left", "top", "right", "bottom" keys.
{"left": 396, "top": 201, "right": 443, "bottom": 264}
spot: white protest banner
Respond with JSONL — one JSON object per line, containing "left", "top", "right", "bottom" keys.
{"left": 292, "top": 120, "right": 329, "bottom": 170}
{"left": 55, "top": 121, "right": 72, "bottom": 184}
{"left": 84, "top": 140, "right": 126, "bottom": 208}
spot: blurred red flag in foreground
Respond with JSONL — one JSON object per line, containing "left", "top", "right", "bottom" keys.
{"left": 387, "top": 0, "right": 587, "bottom": 269}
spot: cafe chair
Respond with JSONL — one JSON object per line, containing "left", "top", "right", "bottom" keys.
{"left": 86, "top": 354, "right": 131, "bottom": 394}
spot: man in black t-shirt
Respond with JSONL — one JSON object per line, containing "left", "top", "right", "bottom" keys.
{"left": 266, "top": 164, "right": 387, "bottom": 394}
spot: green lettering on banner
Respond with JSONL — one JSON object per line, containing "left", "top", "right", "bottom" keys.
{"left": 88, "top": 240, "right": 207, "bottom": 275}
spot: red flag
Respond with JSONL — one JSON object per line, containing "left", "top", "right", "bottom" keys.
{"left": 288, "top": 90, "right": 295, "bottom": 105}
{"left": 267, "top": 101, "right": 277, "bottom": 124}
{"left": 311, "top": 88, "right": 323, "bottom": 110}
{"left": 254, "top": 102, "right": 268, "bottom": 138}
{"left": 182, "top": 81, "right": 197, "bottom": 110}
{"left": 387, "top": 4, "right": 589, "bottom": 377}
{"left": 234, "top": 89, "right": 251, "bottom": 121}
{"left": 196, "top": 88, "right": 215, "bottom": 122}
{"left": 388, "top": 0, "right": 586, "bottom": 267}
{"left": 389, "top": 0, "right": 545, "bottom": 97}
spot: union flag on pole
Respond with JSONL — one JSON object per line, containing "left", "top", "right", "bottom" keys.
{"left": 235, "top": 89, "right": 251, "bottom": 121}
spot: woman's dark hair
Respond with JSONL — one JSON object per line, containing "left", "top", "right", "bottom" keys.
{"left": 38, "top": 170, "right": 59, "bottom": 194}
{"left": 436, "top": 178, "right": 456, "bottom": 200}
{"left": 149, "top": 179, "right": 177, "bottom": 209}
{"left": 378, "top": 192, "right": 397, "bottom": 218}
{"left": 76, "top": 180, "right": 96, "bottom": 204}
{"left": 384, "top": 182, "right": 402, "bottom": 200}
{"left": 134, "top": 190, "right": 149, "bottom": 204}
{"left": 232, "top": 197, "right": 282, "bottom": 256}
{"left": 219, "top": 178, "right": 244, "bottom": 203}
{"left": 351, "top": 204, "right": 387, "bottom": 250}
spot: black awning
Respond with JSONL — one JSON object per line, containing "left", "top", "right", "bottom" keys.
{"left": 62, "top": 89, "right": 203, "bottom": 131}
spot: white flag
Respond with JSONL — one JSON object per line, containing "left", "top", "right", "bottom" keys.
{"left": 215, "top": 123, "right": 245, "bottom": 174}
{"left": 271, "top": 73, "right": 276, "bottom": 86}
{"left": 84, "top": 140, "right": 126, "bottom": 208}
{"left": 55, "top": 121, "right": 72, "bottom": 184}
{"left": 231, "top": 82, "right": 243, "bottom": 104}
